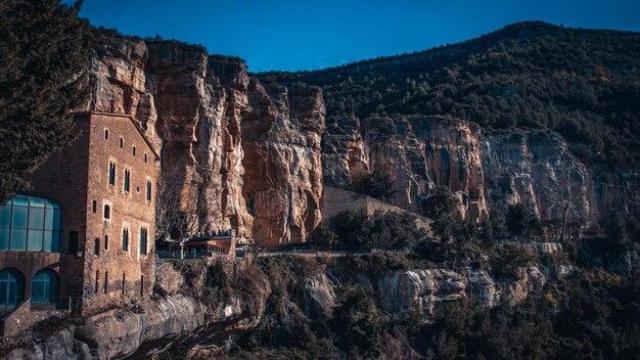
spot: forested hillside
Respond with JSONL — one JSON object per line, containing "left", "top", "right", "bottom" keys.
{"left": 260, "top": 21, "right": 640, "bottom": 168}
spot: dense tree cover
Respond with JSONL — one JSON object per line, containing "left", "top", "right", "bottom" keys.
{"left": 260, "top": 22, "right": 640, "bottom": 168}
{"left": 0, "top": 0, "right": 93, "bottom": 203}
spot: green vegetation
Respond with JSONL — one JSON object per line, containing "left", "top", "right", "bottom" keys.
{"left": 0, "top": 0, "right": 93, "bottom": 203}
{"left": 260, "top": 22, "right": 640, "bottom": 168}
{"left": 348, "top": 170, "right": 396, "bottom": 202}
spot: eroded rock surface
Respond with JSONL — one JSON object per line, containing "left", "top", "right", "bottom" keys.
{"left": 82, "top": 34, "right": 325, "bottom": 244}
{"left": 242, "top": 82, "right": 325, "bottom": 245}
{"left": 322, "top": 114, "right": 613, "bottom": 222}
{"left": 377, "top": 266, "right": 545, "bottom": 318}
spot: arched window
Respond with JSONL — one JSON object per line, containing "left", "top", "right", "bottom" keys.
{"left": 124, "top": 169, "right": 131, "bottom": 193}
{"left": 121, "top": 227, "right": 129, "bottom": 252}
{"left": 31, "top": 269, "right": 58, "bottom": 306}
{"left": 104, "top": 271, "right": 109, "bottom": 293}
{"left": 139, "top": 227, "right": 148, "bottom": 256}
{"left": 144, "top": 153, "right": 148, "bottom": 163}
{"left": 95, "top": 270, "right": 99, "bottom": 293}
{"left": 0, "top": 268, "right": 24, "bottom": 313}
{"left": 103, "top": 204, "right": 111, "bottom": 220}
{"left": 132, "top": 146, "right": 136, "bottom": 156}
{"left": 104, "top": 128, "right": 109, "bottom": 140}
{"left": 104, "top": 235, "right": 109, "bottom": 250}
{"left": 146, "top": 180, "right": 152, "bottom": 202}
{"left": 94, "top": 238, "right": 100, "bottom": 256}
{"left": 108, "top": 162, "right": 116, "bottom": 186}
{"left": 119, "top": 137, "right": 124, "bottom": 148}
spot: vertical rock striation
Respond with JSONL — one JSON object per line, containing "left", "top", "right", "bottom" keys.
{"left": 322, "top": 114, "right": 608, "bottom": 223}
{"left": 83, "top": 33, "right": 325, "bottom": 244}
{"left": 242, "top": 82, "right": 325, "bottom": 245}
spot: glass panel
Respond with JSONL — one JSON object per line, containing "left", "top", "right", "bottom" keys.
{"left": 11, "top": 205, "right": 28, "bottom": 228}
{"left": 0, "top": 205, "right": 11, "bottom": 226}
{"left": 8, "top": 281, "right": 16, "bottom": 308}
{"left": 43, "top": 230, "right": 53, "bottom": 252}
{"left": 45, "top": 208, "right": 61, "bottom": 231}
{"left": 52, "top": 231, "right": 61, "bottom": 252}
{"left": 27, "top": 230, "right": 43, "bottom": 251}
{"left": 29, "top": 207, "right": 44, "bottom": 229}
{"left": 29, "top": 197, "right": 45, "bottom": 208}
{"left": 31, "top": 278, "right": 46, "bottom": 304}
{"left": 0, "top": 228, "right": 9, "bottom": 250}
{"left": 12, "top": 196, "right": 29, "bottom": 207}
{"left": 10, "top": 229, "right": 27, "bottom": 251}
{"left": 0, "top": 278, "right": 6, "bottom": 312}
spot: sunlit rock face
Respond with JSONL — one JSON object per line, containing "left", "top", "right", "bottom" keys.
{"left": 82, "top": 34, "right": 325, "bottom": 244}
{"left": 146, "top": 43, "right": 253, "bottom": 238}
{"left": 377, "top": 266, "right": 545, "bottom": 319}
{"left": 322, "top": 114, "right": 609, "bottom": 223}
{"left": 242, "top": 81, "right": 325, "bottom": 246}
{"left": 324, "top": 115, "right": 488, "bottom": 220}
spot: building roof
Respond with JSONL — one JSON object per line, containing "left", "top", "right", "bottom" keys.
{"left": 73, "top": 111, "right": 161, "bottom": 160}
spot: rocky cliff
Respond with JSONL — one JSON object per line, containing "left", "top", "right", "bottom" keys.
{"left": 323, "top": 114, "right": 615, "bottom": 223}
{"left": 82, "top": 33, "right": 325, "bottom": 245}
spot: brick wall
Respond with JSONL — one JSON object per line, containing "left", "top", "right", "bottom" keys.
{"left": 81, "top": 112, "right": 159, "bottom": 314}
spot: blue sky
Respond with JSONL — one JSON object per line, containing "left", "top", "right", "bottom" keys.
{"left": 72, "top": 0, "right": 640, "bottom": 72}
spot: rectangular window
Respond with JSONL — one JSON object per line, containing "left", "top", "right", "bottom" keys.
{"left": 146, "top": 180, "right": 152, "bottom": 202}
{"left": 122, "top": 228, "right": 129, "bottom": 251}
{"left": 139, "top": 227, "right": 148, "bottom": 255}
{"left": 124, "top": 169, "right": 131, "bottom": 193}
{"left": 103, "top": 204, "right": 111, "bottom": 220}
{"left": 95, "top": 270, "right": 100, "bottom": 293}
{"left": 92, "top": 200, "right": 97, "bottom": 213}
{"left": 68, "top": 231, "right": 79, "bottom": 254}
{"left": 108, "top": 162, "right": 116, "bottom": 186}
{"left": 104, "top": 271, "right": 109, "bottom": 293}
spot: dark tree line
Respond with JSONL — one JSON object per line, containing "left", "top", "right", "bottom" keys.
{"left": 0, "top": 0, "right": 93, "bottom": 203}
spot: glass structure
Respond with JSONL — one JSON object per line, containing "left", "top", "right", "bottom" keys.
{"left": 0, "top": 195, "right": 62, "bottom": 252}
{"left": 30, "top": 269, "right": 59, "bottom": 305}
{"left": 0, "top": 268, "right": 24, "bottom": 312}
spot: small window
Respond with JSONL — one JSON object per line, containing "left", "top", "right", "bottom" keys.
{"left": 124, "top": 169, "right": 131, "bottom": 193}
{"left": 146, "top": 180, "right": 152, "bottom": 202}
{"left": 103, "top": 204, "right": 111, "bottom": 220}
{"left": 68, "top": 231, "right": 79, "bottom": 255}
{"left": 144, "top": 153, "right": 148, "bottom": 163}
{"left": 104, "top": 129, "right": 109, "bottom": 140}
{"left": 104, "top": 271, "right": 109, "bottom": 293}
{"left": 95, "top": 270, "right": 100, "bottom": 293}
{"left": 132, "top": 146, "right": 136, "bottom": 156}
{"left": 139, "top": 227, "right": 148, "bottom": 256}
{"left": 108, "top": 162, "right": 116, "bottom": 186}
{"left": 122, "top": 273, "right": 126, "bottom": 295}
{"left": 92, "top": 200, "right": 97, "bottom": 213}
{"left": 94, "top": 238, "right": 100, "bottom": 256}
{"left": 122, "top": 227, "right": 129, "bottom": 251}
{"left": 104, "top": 235, "right": 109, "bottom": 250}
{"left": 119, "top": 137, "right": 124, "bottom": 148}
{"left": 140, "top": 275, "right": 144, "bottom": 296}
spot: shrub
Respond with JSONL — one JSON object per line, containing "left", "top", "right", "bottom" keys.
{"left": 348, "top": 171, "right": 396, "bottom": 201}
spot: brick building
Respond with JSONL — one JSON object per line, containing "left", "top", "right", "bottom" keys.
{"left": 0, "top": 111, "right": 159, "bottom": 335}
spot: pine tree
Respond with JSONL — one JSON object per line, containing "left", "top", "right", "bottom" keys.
{"left": 0, "top": 0, "right": 93, "bottom": 203}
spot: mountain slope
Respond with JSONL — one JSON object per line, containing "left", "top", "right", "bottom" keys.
{"left": 259, "top": 22, "right": 640, "bottom": 221}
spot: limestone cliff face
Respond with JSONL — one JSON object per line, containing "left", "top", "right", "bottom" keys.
{"left": 146, "top": 43, "right": 252, "bottom": 237}
{"left": 323, "top": 114, "right": 615, "bottom": 222}
{"left": 242, "top": 82, "right": 325, "bottom": 245}
{"left": 83, "top": 34, "right": 325, "bottom": 244}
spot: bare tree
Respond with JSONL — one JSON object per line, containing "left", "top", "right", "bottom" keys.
{"left": 156, "top": 170, "right": 199, "bottom": 258}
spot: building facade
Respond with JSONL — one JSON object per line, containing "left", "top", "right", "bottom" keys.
{"left": 0, "top": 112, "right": 159, "bottom": 334}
